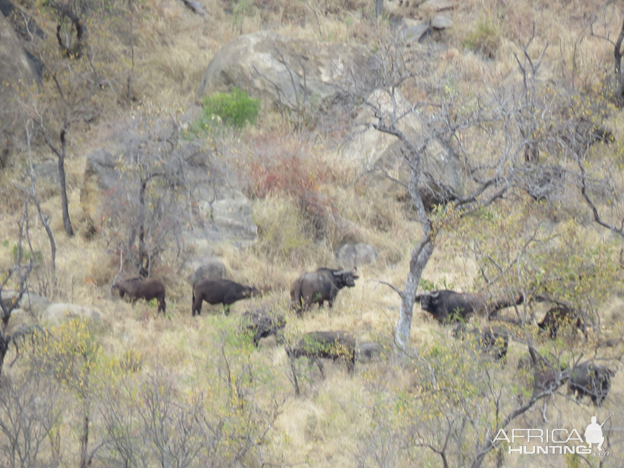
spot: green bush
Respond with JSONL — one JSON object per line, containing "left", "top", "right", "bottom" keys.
{"left": 202, "top": 87, "right": 261, "bottom": 129}
{"left": 463, "top": 17, "right": 500, "bottom": 59}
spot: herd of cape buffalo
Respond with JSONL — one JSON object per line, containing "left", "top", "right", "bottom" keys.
{"left": 112, "top": 266, "right": 616, "bottom": 404}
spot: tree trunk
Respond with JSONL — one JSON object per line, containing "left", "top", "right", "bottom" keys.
{"left": 394, "top": 143, "right": 434, "bottom": 350}
{"left": 614, "top": 19, "right": 624, "bottom": 101}
{"left": 78, "top": 403, "right": 90, "bottom": 468}
{"left": 396, "top": 237, "right": 434, "bottom": 349}
{"left": 375, "top": 0, "right": 384, "bottom": 19}
{"left": 58, "top": 130, "right": 74, "bottom": 237}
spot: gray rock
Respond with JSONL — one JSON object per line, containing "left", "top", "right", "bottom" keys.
{"left": 1, "top": 290, "right": 50, "bottom": 314}
{"left": 0, "top": 12, "right": 39, "bottom": 166}
{"left": 341, "top": 89, "right": 464, "bottom": 210}
{"left": 43, "top": 303, "right": 102, "bottom": 324}
{"left": 422, "top": 0, "right": 455, "bottom": 12}
{"left": 401, "top": 22, "right": 430, "bottom": 42}
{"left": 357, "top": 341, "right": 383, "bottom": 363}
{"left": 198, "top": 31, "right": 380, "bottom": 114}
{"left": 335, "top": 243, "right": 378, "bottom": 269}
{"left": 431, "top": 14, "right": 453, "bottom": 30}
{"left": 80, "top": 118, "right": 257, "bottom": 247}
{"left": 188, "top": 257, "right": 227, "bottom": 284}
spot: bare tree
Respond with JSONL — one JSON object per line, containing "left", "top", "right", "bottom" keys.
{"left": 349, "top": 37, "right": 534, "bottom": 351}
{"left": 101, "top": 117, "right": 197, "bottom": 277}
{"left": 0, "top": 200, "right": 34, "bottom": 376}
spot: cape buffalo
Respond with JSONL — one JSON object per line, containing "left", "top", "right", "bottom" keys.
{"left": 568, "top": 361, "right": 614, "bottom": 406}
{"left": 290, "top": 268, "right": 359, "bottom": 315}
{"left": 112, "top": 278, "right": 166, "bottom": 313}
{"left": 242, "top": 308, "right": 286, "bottom": 346}
{"left": 286, "top": 331, "right": 356, "bottom": 377}
{"left": 192, "top": 279, "right": 260, "bottom": 316}
{"left": 538, "top": 305, "right": 586, "bottom": 339}
{"left": 418, "top": 290, "right": 521, "bottom": 323}
{"left": 453, "top": 324, "right": 509, "bottom": 359}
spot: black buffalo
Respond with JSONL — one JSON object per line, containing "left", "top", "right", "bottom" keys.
{"left": 568, "top": 361, "right": 614, "bottom": 406}
{"left": 192, "top": 279, "right": 260, "bottom": 316}
{"left": 453, "top": 324, "right": 509, "bottom": 359}
{"left": 242, "top": 308, "right": 286, "bottom": 346}
{"left": 286, "top": 331, "right": 356, "bottom": 376}
{"left": 418, "top": 290, "right": 521, "bottom": 323}
{"left": 290, "top": 268, "right": 359, "bottom": 315}
{"left": 113, "top": 277, "right": 166, "bottom": 313}
{"left": 538, "top": 305, "right": 586, "bottom": 339}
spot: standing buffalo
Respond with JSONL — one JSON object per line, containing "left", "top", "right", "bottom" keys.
{"left": 568, "top": 361, "right": 614, "bottom": 406}
{"left": 112, "top": 278, "right": 166, "bottom": 313}
{"left": 417, "top": 290, "right": 521, "bottom": 323}
{"left": 290, "top": 268, "right": 359, "bottom": 315}
{"left": 192, "top": 279, "right": 260, "bottom": 316}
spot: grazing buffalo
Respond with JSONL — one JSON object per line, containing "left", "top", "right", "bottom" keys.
{"left": 286, "top": 331, "right": 356, "bottom": 377}
{"left": 242, "top": 308, "right": 286, "bottom": 346}
{"left": 538, "top": 305, "right": 586, "bottom": 339}
{"left": 113, "top": 277, "right": 166, "bottom": 313}
{"left": 453, "top": 324, "right": 509, "bottom": 359}
{"left": 417, "top": 290, "right": 521, "bottom": 323}
{"left": 192, "top": 279, "right": 260, "bottom": 316}
{"left": 290, "top": 268, "right": 359, "bottom": 315}
{"left": 568, "top": 361, "right": 614, "bottom": 406}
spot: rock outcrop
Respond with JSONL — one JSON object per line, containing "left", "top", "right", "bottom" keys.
{"left": 342, "top": 89, "right": 464, "bottom": 209}
{"left": 198, "top": 31, "right": 380, "bottom": 114}
{"left": 81, "top": 118, "right": 257, "bottom": 249}
{"left": 0, "top": 10, "right": 38, "bottom": 166}
{"left": 335, "top": 243, "right": 378, "bottom": 269}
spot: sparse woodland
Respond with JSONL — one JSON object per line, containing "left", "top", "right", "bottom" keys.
{"left": 1, "top": 0, "right": 624, "bottom": 467}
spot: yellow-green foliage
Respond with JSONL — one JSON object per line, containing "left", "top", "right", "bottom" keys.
{"left": 463, "top": 16, "right": 501, "bottom": 59}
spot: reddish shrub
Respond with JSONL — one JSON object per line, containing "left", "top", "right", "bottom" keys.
{"left": 239, "top": 134, "right": 343, "bottom": 238}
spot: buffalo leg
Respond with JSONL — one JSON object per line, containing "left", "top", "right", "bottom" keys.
{"left": 158, "top": 296, "right": 166, "bottom": 314}
{"left": 192, "top": 298, "right": 202, "bottom": 316}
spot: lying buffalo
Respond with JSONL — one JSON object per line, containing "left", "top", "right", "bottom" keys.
{"left": 192, "top": 279, "right": 260, "bottom": 316}
{"left": 242, "top": 308, "right": 286, "bottom": 346}
{"left": 113, "top": 277, "right": 166, "bottom": 313}
{"left": 290, "top": 268, "right": 359, "bottom": 315}
{"left": 286, "top": 331, "right": 356, "bottom": 377}
{"left": 568, "top": 361, "right": 614, "bottom": 406}
{"left": 417, "top": 290, "right": 521, "bottom": 323}
{"left": 538, "top": 305, "right": 586, "bottom": 339}
{"left": 453, "top": 324, "right": 509, "bottom": 359}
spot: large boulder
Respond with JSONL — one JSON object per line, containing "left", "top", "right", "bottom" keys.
{"left": 81, "top": 118, "right": 257, "bottom": 248}
{"left": 1, "top": 290, "right": 50, "bottom": 314}
{"left": 43, "top": 303, "right": 102, "bottom": 324}
{"left": 341, "top": 89, "right": 464, "bottom": 209}
{"left": 335, "top": 243, "right": 378, "bottom": 269}
{"left": 198, "top": 31, "right": 380, "bottom": 113}
{"left": 187, "top": 256, "right": 228, "bottom": 285}
{"left": 0, "top": 11, "right": 38, "bottom": 167}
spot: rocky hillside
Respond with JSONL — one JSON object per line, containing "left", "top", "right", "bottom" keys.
{"left": 0, "top": 0, "right": 623, "bottom": 466}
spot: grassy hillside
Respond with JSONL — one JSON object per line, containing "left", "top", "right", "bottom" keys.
{"left": 1, "top": 0, "right": 624, "bottom": 466}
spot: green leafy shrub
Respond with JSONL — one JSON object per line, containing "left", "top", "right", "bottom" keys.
{"left": 464, "top": 17, "right": 500, "bottom": 59}
{"left": 201, "top": 87, "right": 261, "bottom": 129}
{"left": 11, "top": 244, "right": 44, "bottom": 263}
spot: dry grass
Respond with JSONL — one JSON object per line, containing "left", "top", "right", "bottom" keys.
{"left": 2, "top": 0, "right": 624, "bottom": 466}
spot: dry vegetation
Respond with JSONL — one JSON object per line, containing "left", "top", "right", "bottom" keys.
{"left": 1, "top": 0, "right": 624, "bottom": 467}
